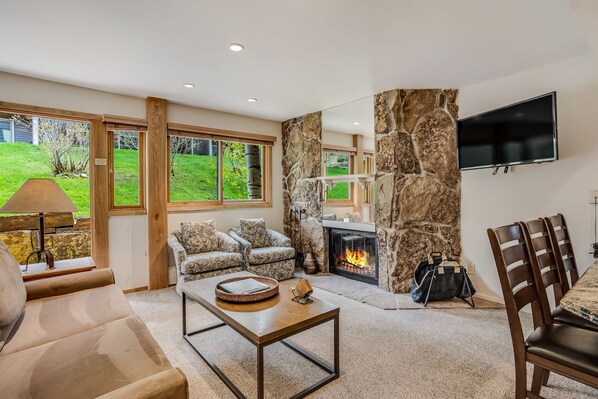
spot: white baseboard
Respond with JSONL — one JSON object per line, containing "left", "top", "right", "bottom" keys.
{"left": 474, "top": 292, "right": 504, "bottom": 304}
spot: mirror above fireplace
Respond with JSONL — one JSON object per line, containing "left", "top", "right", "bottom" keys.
{"left": 321, "top": 96, "right": 375, "bottom": 232}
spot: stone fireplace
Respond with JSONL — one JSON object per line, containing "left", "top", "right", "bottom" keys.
{"left": 328, "top": 227, "right": 378, "bottom": 285}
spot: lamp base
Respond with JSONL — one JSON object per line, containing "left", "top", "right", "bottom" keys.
{"left": 24, "top": 249, "right": 55, "bottom": 272}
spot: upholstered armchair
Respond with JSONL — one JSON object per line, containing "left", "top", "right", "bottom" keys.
{"left": 229, "top": 218, "right": 295, "bottom": 281}
{"left": 168, "top": 220, "right": 244, "bottom": 294}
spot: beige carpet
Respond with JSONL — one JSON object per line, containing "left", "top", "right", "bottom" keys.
{"left": 127, "top": 280, "right": 597, "bottom": 399}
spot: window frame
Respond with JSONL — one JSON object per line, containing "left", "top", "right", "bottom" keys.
{"left": 0, "top": 118, "right": 15, "bottom": 142}
{"left": 166, "top": 123, "right": 274, "bottom": 211}
{"left": 323, "top": 149, "right": 355, "bottom": 206}
{"left": 107, "top": 123, "right": 147, "bottom": 215}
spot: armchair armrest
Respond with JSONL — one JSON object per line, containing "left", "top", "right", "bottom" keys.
{"left": 96, "top": 368, "right": 188, "bottom": 399}
{"left": 25, "top": 268, "right": 115, "bottom": 302}
{"left": 167, "top": 234, "right": 187, "bottom": 271}
{"left": 267, "top": 229, "right": 292, "bottom": 247}
{"left": 229, "top": 229, "right": 252, "bottom": 260}
{"left": 217, "top": 231, "right": 241, "bottom": 253}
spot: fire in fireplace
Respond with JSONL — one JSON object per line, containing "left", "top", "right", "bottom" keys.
{"left": 329, "top": 228, "right": 378, "bottom": 285}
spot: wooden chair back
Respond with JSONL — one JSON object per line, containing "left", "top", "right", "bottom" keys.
{"left": 544, "top": 214, "right": 579, "bottom": 293}
{"left": 520, "top": 219, "right": 564, "bottom": 323}
{"left": 487, "top": 224, "right": 548, "bottom": 356}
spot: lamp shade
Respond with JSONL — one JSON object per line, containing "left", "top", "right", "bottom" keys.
{"left": 0, "top": 178, "right": 78, "bottom": 214}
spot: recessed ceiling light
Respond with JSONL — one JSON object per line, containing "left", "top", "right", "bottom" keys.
{"left": 229, "top": 43, "right": 245, "bottom": 52}
{"left": 353, "top": 121, "right": 360, "bottom": 126}
{"left": 183, "top": 83, "right": 195, "bottom": 88}
{"left": 248, "top": 98, "right": 258, "bottom": 102}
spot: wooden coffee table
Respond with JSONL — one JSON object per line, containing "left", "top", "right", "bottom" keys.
{"left": 181, "top": 272, "right": 340, "bottom": 399}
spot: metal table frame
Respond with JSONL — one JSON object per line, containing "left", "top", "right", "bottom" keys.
{"left": 182, "top": 292, "right": 340, "bottom": 399}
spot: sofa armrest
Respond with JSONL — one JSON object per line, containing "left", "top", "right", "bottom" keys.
{"left": 167, "top": 234, "right": 187, "bottom": 271}
{"left": 217, "top": 231, "right": 241, "bottom": 253}
{"left": 95, "top": 368, "right": 188, "bottom": 399}
{"left": 228, "top": 229, "right": 252, "bottom": 260}
{"left": 25, "top": 268, "right": 115, "bottom": 301}
{"left": 267, "top": 229, "right": 292, "bottom": 248}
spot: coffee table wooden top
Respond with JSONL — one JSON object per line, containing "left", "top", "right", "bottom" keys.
{"left": 182, "top": 272, "right": 340, "bottom": 345}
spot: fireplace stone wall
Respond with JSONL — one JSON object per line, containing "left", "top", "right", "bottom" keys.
{"left": 374, "top": 89, "right": 461, "bottom": 293}
{"left": 281, "top": 111, "right": 327, "bottom": 272}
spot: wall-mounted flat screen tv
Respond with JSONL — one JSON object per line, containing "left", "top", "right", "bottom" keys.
{"left": 457, "top": 92, "right": 558, "bottom": 170}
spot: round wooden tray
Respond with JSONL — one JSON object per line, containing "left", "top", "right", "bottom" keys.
{"left": 215, "top": 276, "right": 279, "bottom": 303}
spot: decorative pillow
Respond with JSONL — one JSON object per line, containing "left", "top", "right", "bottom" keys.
{"left": 0, "top": 239, "right": 26, "bottom": 352}
{"left": 240, "top": 218, "right": 269, "bottom": 248}
{"left": 180, "top": 220, "right": 219, "bottom": 254}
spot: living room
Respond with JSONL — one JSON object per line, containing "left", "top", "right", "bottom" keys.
{"left": 1, "top": 1, "right": 597, "bottom": 398}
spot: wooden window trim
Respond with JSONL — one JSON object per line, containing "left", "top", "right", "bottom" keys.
{"left": 323, "top": 150, "right": 354, "bottom": 206}
{"left": 167, "top": 131, "right": 272, "bottom": 211}
{"left": 0, "top": 101, "right": 108, "bottom": 269}
{"left": 167, "top": 122, "right": 276, "bottom": 145}
{"left": 322, "top": 143, "right": 357, "bottom": 154}
{"left": 107, "top": 125, "right": 146, "bottom": 213}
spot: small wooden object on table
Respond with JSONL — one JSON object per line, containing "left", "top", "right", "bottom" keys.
{"left": 292, "top": 278, "right": 314, "bottom": 304}
{"left": 21, "top": 257, "right": 96, "bottom": 282}
{"left": 215, "top": 275, "right": 279, "bottom": 303}
{"left": 182, "top": 271, "right": 340, "bottom": 399}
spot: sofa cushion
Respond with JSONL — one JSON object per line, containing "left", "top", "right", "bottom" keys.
{"left": 180, "top": 251, "right": 244, "bottom": 274}
{"left": 180, "top": 220, "right": 218, "bottom": 254}
{"left": 240, "top": 218, "right": 269, "bottom": 248}
{"left": 0, "top": 315, "right": 172, "bottom": 399}
{"left": 0, "top": 239, "right": 26, "bottom": 352}
{"left": 248, "top": 246, "right": 295, "bottom": 265}
{"left": 1, "top": 284, "right": 134, "bottom": 357}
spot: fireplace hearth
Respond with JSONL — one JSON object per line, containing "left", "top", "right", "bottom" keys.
{"left": 329, "top": 227, "right": 378, "bottom": 285}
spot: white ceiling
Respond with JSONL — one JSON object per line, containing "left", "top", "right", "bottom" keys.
{"left": 0, "top": 0, "right": 591, "bottom": 122}
{"left": 323, "top": 96, "right": 375, "bottom": 137}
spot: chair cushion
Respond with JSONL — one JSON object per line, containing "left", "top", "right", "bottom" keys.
{"left": 0, "top": 284, "right": 134, "bottom": 357}
{"left": 525, "top": 323, "right": 598, "bottom": 376}
{"left": 0, "top": 239, "right": 26, "bottom": 352}
{"left": 180, "top": 220, "right": 218, "bottom": 254}
{"left": 240, "top": 218, "right": 269, "bottom": 248}
{"left": 180, "top": 251, "right": 244, "bottom": 274}
{"left": 0, "top": 315, "right": 172, "bottom": 399}
{"left": 248, "top": 247, "right": 295, "bottom": 265}
{"left": 552, "top": 305, "right": 598, "bottom": 333}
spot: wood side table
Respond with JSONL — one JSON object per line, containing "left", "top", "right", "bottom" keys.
{"left": 21, "top": 257, "right": 96, "bottom": 282}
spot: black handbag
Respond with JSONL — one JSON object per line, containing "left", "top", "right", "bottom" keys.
{"left": 410, "top": 252, "right": 476, "bottom": 307}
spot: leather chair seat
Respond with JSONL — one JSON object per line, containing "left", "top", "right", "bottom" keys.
{"left": 552, "top": 306, "right": 598, "bottom": 333}
{"left": 525, "top": 323, "right": 598, "bottom": 376}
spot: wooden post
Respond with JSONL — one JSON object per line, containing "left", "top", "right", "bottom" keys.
{"left": 90, "top": 119, "right": 109, "bottom": 268}
{"left": 146, "top": 97, "right": 169, "bottom": 289}
{"left": 353, "top": 134, "right": 364, "bottom": 212}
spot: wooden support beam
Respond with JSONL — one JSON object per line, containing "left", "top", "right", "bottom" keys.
{"left": 90, "top": 120, "right": 109, "bottom": 268}
{"left": 353, "top": 134, "right": 364, "bottom": 212}
{"left": 146, "top": 97, "right": 169, "bottom": 290}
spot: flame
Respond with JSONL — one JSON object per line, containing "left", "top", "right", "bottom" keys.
{"left": 343, "top": 247, "right": 369, "bottom": 269}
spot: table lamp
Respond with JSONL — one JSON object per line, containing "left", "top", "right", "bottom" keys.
{"left": 0, "top": 178, "right": 78, "bottom": 270}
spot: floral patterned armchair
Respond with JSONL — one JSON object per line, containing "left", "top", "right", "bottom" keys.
{"left": 229, "top": 218, "right": 295, "bottom": 281}
{"left": 168, "top": 220, "right": 243, "bottom": 295}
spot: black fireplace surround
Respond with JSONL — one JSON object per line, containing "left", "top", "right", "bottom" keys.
{"left": 328, "top": 227, "right": 378, "bottom": 285}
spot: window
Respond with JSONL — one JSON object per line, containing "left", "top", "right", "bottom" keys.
{"left": 0, "top": 111, "right": 91, "bottom": 264}
{"left": 169, "top": 136, "right": 220, "bottom": 203}
{"left": 108, "top": 128, "right": 145, "bottom": 210}
{"left": 324, "top": 151, "right": 353, "bottom": 202}
{"left": 166, "top": 125, "right": 273, "bottom": 210}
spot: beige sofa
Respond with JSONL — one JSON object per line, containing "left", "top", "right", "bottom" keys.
{"left": 0, "top": 267, "right": 188, "bottom": 398}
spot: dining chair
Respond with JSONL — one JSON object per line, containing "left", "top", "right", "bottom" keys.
{"left": 521, "top": 218, "right": 598, "bottom": 333}
{"left": 544, "top": 214, "right": 579, "bottom": 293}
{"left": 487, "top": 223, "right": 598, "bottom": 399}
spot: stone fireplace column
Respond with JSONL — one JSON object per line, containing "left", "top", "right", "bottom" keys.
{"left": 374, "top": 89, "right": 461, "bottom": 293}
{"left": 281, "top": 112, "right": 327, "bottom": 272}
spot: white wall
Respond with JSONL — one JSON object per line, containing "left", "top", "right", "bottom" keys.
{"left": 459, "top": 54, "right": 598, "bottom": 302}
{"left": 0, "top": 72, "right": 283, "bottom": 290}
{"left": 322, "top": 129, "right": 375, "bottom": 151}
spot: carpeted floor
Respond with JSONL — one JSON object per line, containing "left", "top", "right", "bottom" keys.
{"left": 127, "top": 280, "right": 598, "bottom": 399}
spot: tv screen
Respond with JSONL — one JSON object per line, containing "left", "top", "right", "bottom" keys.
{"left": 457, "top": 92, "right": 558, "bottom": 170}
